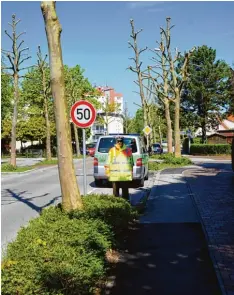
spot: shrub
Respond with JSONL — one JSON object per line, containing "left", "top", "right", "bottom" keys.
{"left": 192, "top": 137, "right": 202, "bottom": 144}
{"left": 190, "top": 144, "right": 231, "bottom": 155}
{"left": 2, "top": 195, "right": 136, "bottom": 295}
{"left": 163, "top": 156, "right": 192, "bottom": 165}
{"left": 70, "top": 194, "right": 137, "bottom": 233}
{"left": 150, "top": 153, "right": 192, "bottom": 165}
{"left": 1, "top": 164, "right": 17, "bottom": 172}
{"left": 149, "top": 155, "right": 192, "bottom": 171}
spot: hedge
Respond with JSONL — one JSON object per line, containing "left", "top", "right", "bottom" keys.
{"left": 190, "top": 144, "right": 231, "bottom": 155}
{"left": 1, "top": 195, "right": 137, "bottom": 295}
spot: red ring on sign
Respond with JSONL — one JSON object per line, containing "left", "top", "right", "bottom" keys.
{"left": 70, "top": 100, "right": 96, "bottom": 128}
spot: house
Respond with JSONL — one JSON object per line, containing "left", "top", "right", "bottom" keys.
{"left": 207, "top": 131, "right": 234, "bottom": 144}
{"left": 206, "top": 115, "right": 234, "bottom": 144}
{"left": 88, "top": 86, "right": 124, "bottom": 143}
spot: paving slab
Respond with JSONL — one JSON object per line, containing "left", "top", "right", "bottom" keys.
{"left": 104, "top": 168, "right": 222, "bottom": 295}
{"left": 184, "top": 165, "right": 234, "bottom": 295}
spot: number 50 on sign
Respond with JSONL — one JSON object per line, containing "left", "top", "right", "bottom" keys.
{"left": 70, "top": 100, "right": 96, "bottom": 128}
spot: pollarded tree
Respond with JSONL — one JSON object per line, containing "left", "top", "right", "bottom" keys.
{"left": 41, "top": 1, "right": 83, "bottom": 211}
{"left": 181, "top": 45, "right": 232, "bottom": 143}
{"left": 128, "top": 19, "right": 151, "bottom": 148}
{"left": 2, "top": 14, "right": 32, "bottom": 166}
{"left": 146, "top": 17, "right": 194, "bottom": 156}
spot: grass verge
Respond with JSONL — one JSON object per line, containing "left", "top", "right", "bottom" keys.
{"left": 149, "top": 154, "right": 192, "bottom": 171}
{"left": 1, "top": 164, "right": 33, "bottom": 173}
{"left": 1, "top": 159, "right": 58, "bottom": 173}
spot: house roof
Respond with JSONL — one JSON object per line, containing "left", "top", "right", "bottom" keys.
{"left": 227, "top": 115, "right": 234, "bottom": 122}
{"left": 208, "top": 132, "right": 234, "bottom": 138}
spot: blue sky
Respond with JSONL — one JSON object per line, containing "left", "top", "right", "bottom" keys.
{"left": 2, "top": 1, "right": 234, "bottom": 116}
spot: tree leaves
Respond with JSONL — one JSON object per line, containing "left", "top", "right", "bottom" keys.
{"left": 181, "top": 45, "right": 232, "bottom": 141}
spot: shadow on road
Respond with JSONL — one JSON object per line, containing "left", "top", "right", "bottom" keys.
{"left": 105, "top": 223, "right": 222, "bottom": 295}
{"left": 3, "top": 189, "right": 60, "bottom": 213}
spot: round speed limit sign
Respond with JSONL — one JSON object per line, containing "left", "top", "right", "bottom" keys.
{"left": 70, "top": 100, "right": 96, "bottom": 128}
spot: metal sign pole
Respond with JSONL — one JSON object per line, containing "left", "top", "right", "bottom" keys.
{"left": 82, "top": 128, "right": 87, "bottom": 196}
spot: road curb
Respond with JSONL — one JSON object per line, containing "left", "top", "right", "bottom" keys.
{"left": 183, "top": 168, "right": 227, "bottom": 295}
{"left": 1, "top": 165, "right": 57, "bottom": 175}
{"left": 134, "top": 171, "right": 160, "bottom": 212}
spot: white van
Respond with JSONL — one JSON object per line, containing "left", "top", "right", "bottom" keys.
{"left": 93, "top": 135, "right": 149, "bottom": 187}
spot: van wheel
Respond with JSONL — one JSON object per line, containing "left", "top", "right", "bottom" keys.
{"left": 134, "top": 178, "right": 144, "bottom": 188}
{"left": 94, "top": 179, "right": 103, "bottom": 187}
{"left": 144, "top": 171, "right": 149, "bottom": 181}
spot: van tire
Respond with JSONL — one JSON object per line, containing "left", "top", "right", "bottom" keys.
{"left": 94, "top": 179, "right": 103, "bottom": 187}
{"left": 144, "top": 170, "right": 149, "bottom": 180}
{"left": 134, "top": 178, "right": 144, "bottom": 188}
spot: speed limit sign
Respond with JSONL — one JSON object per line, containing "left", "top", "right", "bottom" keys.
{"left": 70, "top": 100, "right": 96, "bottom": 128}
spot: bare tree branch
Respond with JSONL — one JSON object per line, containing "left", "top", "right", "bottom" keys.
{"left": 128, "top": 66, "right": 138, "bottom": 73}
{"left": 19, "top": 65, "right": 35, "bottom": 71}
{"left": 139, "top": 46, "right": 148, "bottom": 55}
{"left": 15, "top": 18, "right": 21, "bottom": 26}
{"left": 19, "top": 47, "right": 29, "bottom": 54}
{"left": 4, "top": 30, "right": 13, "bottom": 42}
{"left": 133, "top": 91, "right": 140, "bottom": 95}
{"left": 17, "top": 40, "right": 24, "bottom": 50}
{"left": 6, "top": 54, "right": 15, "bottom": 70}
{"left": 2, "top": 66, "right": 13, "bottom": 71}
{"left": 18, "top": 56, "right": 31, "bottom": 66}
{"left": 128, "top": 57, "right": 136, "bottom": 62}
{"left": 16, "top": 31, "right": 26, "bottom": 40}
{"left": 128, "top": 41, "right": 136, "bottom": 53}
{"left": 1, "top": 49, "right": 14, "bottom": 55}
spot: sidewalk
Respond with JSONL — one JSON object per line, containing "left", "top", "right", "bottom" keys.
{"left": 184, "top": 166, "right": 234, "bottom": 295}
{"left": 104, "top": 168, "right": 222, "bottom": 295}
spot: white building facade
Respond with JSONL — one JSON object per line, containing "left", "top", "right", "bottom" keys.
{"left": 88, "top": 86, "right": 124, "bottom": 143}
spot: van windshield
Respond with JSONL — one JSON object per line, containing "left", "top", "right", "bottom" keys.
{"left": 98, "top": 137, "right": 138, "bottom": 153}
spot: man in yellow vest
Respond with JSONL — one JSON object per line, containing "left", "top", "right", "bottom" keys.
{"left": 105, "top": 136, "right": 134, "bottom": 200}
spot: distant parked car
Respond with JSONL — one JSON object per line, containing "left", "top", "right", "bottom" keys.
{"left": 161, "top": 141, "right": 175, "bottom": 153}
{"left": 86, "top": 143, "right": 96, "bottom": 157}
{"left": 151, "top": 143, "right": 163, "bottom": 154}
{"left": 80, "top": 146, "right": 89, "bottom": 155}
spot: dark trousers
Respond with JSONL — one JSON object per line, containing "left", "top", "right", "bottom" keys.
{"left": 112, "top": 181, "right": 129, "bottom": 200}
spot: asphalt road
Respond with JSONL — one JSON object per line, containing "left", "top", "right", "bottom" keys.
{"left": 1, "top": 157, "right": 96, "bottom": 249}
{"left": 1, "top": 157, "right": 150, "bottom": 250}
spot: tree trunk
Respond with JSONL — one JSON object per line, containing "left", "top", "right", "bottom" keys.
{"left": 41, "top": 1, "right": 82, "bottom": 211}
{"left": 10, "top": 73, "right": 19, "bottom": 167}
{"left": 158, "top": 125, "right": 162, "bottom": 145}
{"left": 73, "top": 123, "right": 80, "bottom": 157}
{"left": 42, "top": 70, "right": 52, "bottom": 161}
{"left": 164, "top": 100, "right": 173, "bottom": 153}
{"left": 174, "top": 91, "right": 181, "bottom": 157}
{"left": 201, "top": 120, "right": 207, "bottom": 144}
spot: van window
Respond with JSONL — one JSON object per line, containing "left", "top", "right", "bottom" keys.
{"left": 98, "top": 137, "right": 138, "bottom": 153}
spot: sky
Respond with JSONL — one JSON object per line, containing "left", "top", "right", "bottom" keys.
{"left": 1, "top": 1, "right": 234, "bottom": 116}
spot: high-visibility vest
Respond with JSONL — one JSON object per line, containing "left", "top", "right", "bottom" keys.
{"left": 106, "top": 144, "right": 133, "bottom": 181}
